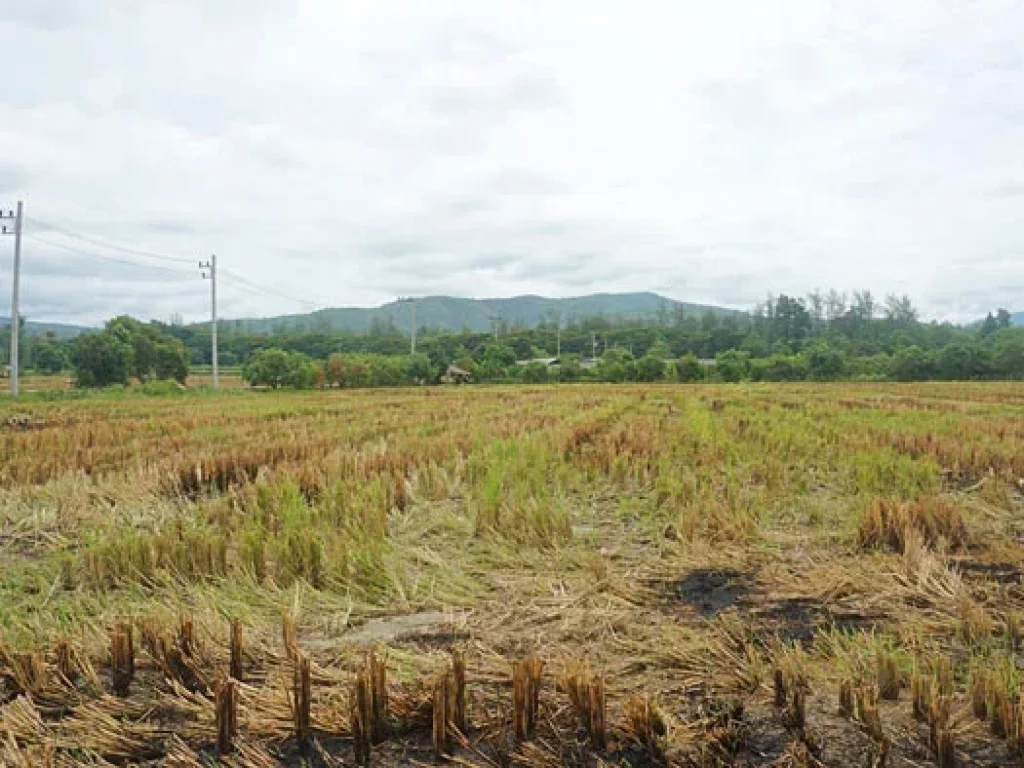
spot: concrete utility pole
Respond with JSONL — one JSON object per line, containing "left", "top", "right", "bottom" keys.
{"left": 556, "top": 312, "right": 562, "bottom": 358}
{"left": 488, "top": 315, "right": 502, "bottom": 343}
{"left": 199, "top": 255, "right": 218, "bottom": 389}
{"left": 1, "top": 201, "right": 23, "bottom": 397}
{"left": 591, "top": 332, "right": 597, "bottom": 361}
{"left": 398, "top": 297, "right": 417, "bottom": 355}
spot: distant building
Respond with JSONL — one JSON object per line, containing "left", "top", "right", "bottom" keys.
{"left": 441, "top": 364, "right": 473, "bottom": 384}
{"left": 515, "top": 357, "right": 560, "bottom": 369}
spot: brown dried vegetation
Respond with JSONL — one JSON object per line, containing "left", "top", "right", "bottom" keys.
{"left": 1, "top": 383, "right": 1024, "bottom": 765}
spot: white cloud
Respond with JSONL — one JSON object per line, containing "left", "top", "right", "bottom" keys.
{"left": 1, "top": 0, "right": 1022, "bottom": 324}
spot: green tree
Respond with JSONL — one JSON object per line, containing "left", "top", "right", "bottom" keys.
{"left": 981, "top": 313, "right": 999, "bottom": 337}
{"left": 935, "top": 343, "right": 979, "bottom": 380}
{"left": 772, "top": 295, "right": 812, "bottom": 349}
{"left": 635, "top": 354, "right": 666, "bottom": 382}
{"left": 673, "top": 353, "right": 702, "bottom": 382}
{"left": 29, "top": 333, "right": 68, "bottom": 374}
{"left": 991, "top": 330, "right": 1024, "bottom": 377}
{"left": 153, "top": 340, "right": 189, "bottom": 383}
{"left": 806, "top": 343, "right": 845, "bottom": 381}
{"left": 242, "top": 348, "right": 293, "bottom": 388}
{"left": 71, "top": 332, "right": 133, "bottom": 387}
{"left": 509, "top": 336, "right": 533, "bottom": 360}
{"left": 406, "top": 354, "right": 435, "bottom": 384}
{"left": 521, "top": 362, "right": 549, "bottom": 383}
{"left": 755, "top": 353, "right": 807, "bottom": 382}
{"left": 108, "top": 316, "right": 159, "bottom": 381}
{"left": 883, "top": 294, "right": 918, "bottom": 327}
{"left": 477, "top": 344, "right": 516, "bottom": 380}
{"left": 714, "top": 350, "right": 750, "bottom": 382}
{"left": 890, "top": 346, "right": 934, "bottom": 381}
{"left": 281, "top": 354, "right": 316, "bottom": 388}
{"left": 480, "top": 344, "right": 516, "bottom": 367}
{"left": 647, "top": 339, "right": 672, "bottom": 360}
{"left": 595, "top": 349, "right": 634, "bottom": 382}
{"left": 558, "top": 357, "right": 584, "bottom": 382}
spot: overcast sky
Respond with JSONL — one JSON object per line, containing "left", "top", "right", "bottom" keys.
{"left": 1, "top": 1, "right": 1022, "bottom": 326}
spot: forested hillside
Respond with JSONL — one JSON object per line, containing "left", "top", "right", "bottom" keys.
{"left": 227, "top": 292, "right": 736, "bottom": 334}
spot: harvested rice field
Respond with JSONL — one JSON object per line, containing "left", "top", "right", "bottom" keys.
{"left": 2, "top": 382, "right": 1024, "bottom": 766}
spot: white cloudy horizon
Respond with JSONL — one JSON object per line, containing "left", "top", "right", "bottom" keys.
{"left": 1, "top": 1, "right": 1023, "bottom": 326}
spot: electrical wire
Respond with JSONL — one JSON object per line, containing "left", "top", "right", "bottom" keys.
{"left": 22, "top": 218, "right": 319, "bottom": 312}
{"left": 221, "top": 267, "right": 318, "bottom": 310}
{"left": 24, "top": 215, "right": 195, "bottom": 264}
{"left": 25, "top": 233, "right": 197, "bottom": 279}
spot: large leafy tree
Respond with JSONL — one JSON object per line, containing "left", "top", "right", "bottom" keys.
{"left": 108, "top": 316, "right": 160, "bottom": 381}
{"left": 154, "top": 340, "right": 189, "bottom": 383}
{"left": 242, "top": 348, "right": 314, "bottom": 389}
{"left": 30, "top": 332, "right": 69, "bottom": 374}
{"left": 806, "top": 343, "right": 845, "bottom": 381}
{"left": 674, "top": 353, "right": 702, "bottom": 382}
{"left": 634, "top": 354, "right": 666, "bottom": 382}
{"left": 71, "top": 332, "right": 134, "bottom": 387}
{"left": 772, "top": 295, "right": 812, "bottom": 350}
{"left": 890, "top": 346, "right": 934, "bottom": 382}
{"left": 71, "top": 317, "right": 189, "bottom": 387}
{"left": 714, "top": 350, "right": 750, "bottom": 382}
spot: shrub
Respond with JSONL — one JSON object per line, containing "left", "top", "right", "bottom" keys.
{"left": 242, "top": 349, "right": 314, "bottom": 389}
{"left": 635, "top": 354, "right": 666, "bottom": 382}
{"left": 715, "top": 350, "right": 750, "bottom": 382}
{"left": 807, "top": 344, "right": 845, "bottom": 381}
{"left": 521, "top": 362, "right": 549, "bottom": 384}
{"left": 674, "top": 354, "right": 702, "bottom": 382}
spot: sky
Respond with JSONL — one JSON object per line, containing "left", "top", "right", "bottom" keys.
{"left": 1, "top": 0, "right": 1023, "bottom": 326}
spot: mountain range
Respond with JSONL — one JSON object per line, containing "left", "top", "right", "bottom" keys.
{"left": 5, "top": 297, "right": 1024, "bottom": 338}
{"left": 0, "top": 318, "right": 90, "bottom": 338}
{"left": 225, "top": 292, "right": 738, "bottom": 334}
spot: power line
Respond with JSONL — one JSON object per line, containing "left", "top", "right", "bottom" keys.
{"left": 24, "top": 215, "right": 194, "bottom": 265}
{"left": 221, "top": 267, "right": 317, "bottom": 310}
{"left": 23, "top": 216, "right": 320, "bottom": 316}
{"left": 25, "top": 233, "right": 197, "bottom": 278}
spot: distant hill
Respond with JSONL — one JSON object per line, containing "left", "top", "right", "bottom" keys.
{"left": 0, "top": 318, "right": 89, "bottom": 339}
{"left": 224, "top": 292, "right": 740, "bottom": 334}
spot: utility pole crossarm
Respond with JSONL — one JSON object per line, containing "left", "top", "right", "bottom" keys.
{"left": 1, "top": 202, "right": 23, "bottom": 397}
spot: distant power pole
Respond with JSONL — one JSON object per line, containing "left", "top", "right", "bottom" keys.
{"left": 1, "top": 201, "right": 23, "bottom": 397}
{"left": 398, "top": 297, "right": 417, "bottom": 355}
{"left": 591, "top": 332, "right": 597, "bottom": 361}
{"left": 556, "top": 313, "right": 562, "bottom": 358}
{"left": 199, "top": 255, "right": 218, "bottom": 389}
{"left": 488, "top": 315, "right": 502, "bottom": 343}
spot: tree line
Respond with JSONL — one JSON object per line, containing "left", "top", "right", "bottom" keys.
{"left": 5, "top": 291, "right": 1023, "bottom": 388}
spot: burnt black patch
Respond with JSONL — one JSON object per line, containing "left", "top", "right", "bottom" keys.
{"left": 750, "top": 599, "right": 884, "bottom": 645}
{"left": 955, "top": 559, "right": 1023, "bottom": 585}
{"left": 673, "top": 569, "right": 752, "bottom": 616}
{"left": 752, "top": 598, "right": 821, "bottom": 644}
